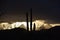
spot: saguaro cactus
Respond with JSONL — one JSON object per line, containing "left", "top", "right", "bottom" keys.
{"left": 33, "top": 23, "right": 36, "bottom": 31}
{"left": 30, "top": 8, "right": 32, "bottom": 31}
{"left": 26, "top": 12, "right": 29, "bottom": 31}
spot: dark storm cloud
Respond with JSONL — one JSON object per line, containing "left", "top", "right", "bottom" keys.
{"left": 0, "top": 0, "right": 60, "bottom": 23}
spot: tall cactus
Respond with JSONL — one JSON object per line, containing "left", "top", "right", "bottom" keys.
{"left": 33, "top": 23, "right": 36, "bottom": 31}
{"left": 30, "top": 8, "right": 32, "bottom": 31}
{"left": 26, "top": 12, "right": 29, "bottom": 31}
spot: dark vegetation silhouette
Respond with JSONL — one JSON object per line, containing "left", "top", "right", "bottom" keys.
{"left": 26, "top": 12, "right": 29, "bottom": 31}
{"left": 30, "top": 8, "right": 32, "bottom": 31}
{"left": 0, "top": 26, "right": 60, "bottom": 40}
{"left": 33, "top": 23, "right": 36, "bottom": 31}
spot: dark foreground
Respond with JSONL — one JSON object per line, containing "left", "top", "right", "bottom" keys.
{"left": 0, "top": 26, "right": 60, "bottom": 40}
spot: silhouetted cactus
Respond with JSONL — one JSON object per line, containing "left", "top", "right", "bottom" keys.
{"left": 33, "top": 23, "right": 36, "bottom": 31}
{"left": 26, "top": 12, "right": 29, "bottom": 31}
{"left": 30, "top": 8, "right": 32, "bottom": 31}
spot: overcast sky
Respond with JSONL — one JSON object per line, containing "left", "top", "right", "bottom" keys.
{"left": 0, "top": 0, "right": 60, "bottom": 23}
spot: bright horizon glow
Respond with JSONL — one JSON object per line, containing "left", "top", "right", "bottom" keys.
{"left": 0, "top": 20, "right": 60, "bottom": 31}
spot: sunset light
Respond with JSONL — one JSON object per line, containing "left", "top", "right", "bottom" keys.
{"left": 0, "top": 20, "right": 60, "bottom": 31}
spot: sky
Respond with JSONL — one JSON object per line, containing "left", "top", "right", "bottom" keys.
{"left": 0, "top": 0, "right": 60, "bottom": 23}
